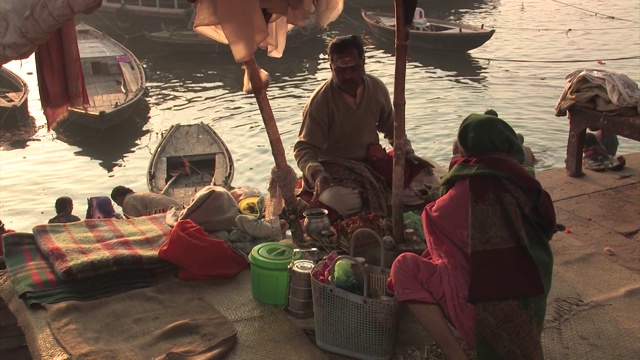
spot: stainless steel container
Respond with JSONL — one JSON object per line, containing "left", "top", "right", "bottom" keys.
{"left": 287, "top": 260, "right": 314, "bottom": 318}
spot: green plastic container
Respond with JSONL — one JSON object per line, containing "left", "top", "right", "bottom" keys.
{"left": 248, "top": 242, "right": 296, "bottom": 307}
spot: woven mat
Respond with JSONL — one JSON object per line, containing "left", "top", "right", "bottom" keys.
{"left": 186, "top": 269, "right": 330, "bottom": 360}
{"left": 541, "top": 232, "right": 640, "bottom": 359}
{"left": 44, "top": 275, "right": 236, "bottom": 360}
{"left": 0, "top": 269, "right": 330, "bottom": 360}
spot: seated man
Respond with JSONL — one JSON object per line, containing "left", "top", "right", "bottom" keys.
{"left": 48, "top": 196, "right": 82, "bottom": 224}
{"left": 293, "top": 35, "right": 438, "bottom": 218}
{"left": 110, "top": 186, "right": 181, "bottom": 218}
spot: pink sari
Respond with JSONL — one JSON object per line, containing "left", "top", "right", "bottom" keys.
{"left": 389, "top": 178, "right": 477, "bottom": 347}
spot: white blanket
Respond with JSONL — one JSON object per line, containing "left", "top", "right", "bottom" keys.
{"left": 0, "top": 0, "right": 101, "bottom": 65}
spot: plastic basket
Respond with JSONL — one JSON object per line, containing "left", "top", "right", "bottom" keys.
{"left": 311, "top": 230, "right": 399, "bottom": 360}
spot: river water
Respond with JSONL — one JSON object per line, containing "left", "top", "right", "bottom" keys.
{"left": 1, "top": 0, "right": 639, "bottom": 231}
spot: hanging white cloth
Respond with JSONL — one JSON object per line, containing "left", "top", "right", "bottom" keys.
{"left": 0, "top": 0, "right": 102, "bottom": 65}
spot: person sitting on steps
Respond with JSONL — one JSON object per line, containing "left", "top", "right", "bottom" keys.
{"left": 48, "top": 196, "right": 82, "bottom": 224}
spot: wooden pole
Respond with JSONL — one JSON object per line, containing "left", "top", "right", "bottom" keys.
{"left": 242, "top": 57, "right": 304, "bottom": 244}
{"left": 392, "top": 0, "right": 408, "bottom": 243}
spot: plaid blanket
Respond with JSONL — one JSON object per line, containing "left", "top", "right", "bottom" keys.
{"left": 3, "top": 232, "right": 156, "bottom": 306}
{"left": 32, "top": 214, "right": 171, "bottom": 280}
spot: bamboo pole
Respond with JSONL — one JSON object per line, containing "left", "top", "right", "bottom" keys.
{"left": 392, "top": 0, "right": 409, "bottom": 243}
{"left": 242, "top": 57, "right": 304, "bottom": 244}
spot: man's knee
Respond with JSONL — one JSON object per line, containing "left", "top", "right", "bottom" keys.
{"left": 318, "top": 186, "right": 362, "bottom": 217}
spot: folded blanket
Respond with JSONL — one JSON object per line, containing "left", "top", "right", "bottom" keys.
{"left": 32, "top": 214, "right": 171, "bottom": 280}
{"left": 3, "top": 232, "right": 156, "bottom": 307}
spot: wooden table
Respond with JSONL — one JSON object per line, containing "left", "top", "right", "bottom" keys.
{"left": 565, "top": 107, "right": 640, "bottom": 176}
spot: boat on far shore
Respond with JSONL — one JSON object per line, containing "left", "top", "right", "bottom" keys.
{"left": 147, "top": 122, "right": 234, "bottom": 206}
{"left": 144, "top": 16, "right": 325, "bottom": 51}
{"left": 361, "top": 8, "right": 495, "bottom": 52}
{"left": 76, "top": 0, "right": 195, "bottom": 40}
{"left": 0, "top": 66, "right": 30, "bottom": 129}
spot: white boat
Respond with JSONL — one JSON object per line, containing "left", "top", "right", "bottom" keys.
{"left": 59, "top": 23, "right": 147, "bottom": 130}
{"left": 147, "top": 122, "right": 234, "bottom": 206}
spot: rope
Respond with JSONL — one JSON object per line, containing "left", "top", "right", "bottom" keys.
{"left": 489, "top": 26, "right": 640, "bottom": 31}
{"left": 265, "top": 165, "right": 298, "bottom": 220}
{"left": 550, "top": 0, "right": 640, "bottom": 24}
{"left": 472, "top": 55, "right": 640, "bottom": 64}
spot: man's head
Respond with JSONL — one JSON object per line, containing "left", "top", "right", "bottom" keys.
{"left": 55, "top": 196, "right": 74, "bottom": 215}
{"left": 111, "top": 186, "right": 134, "bottom": 207}
{"left": 328, "top": 35, "right": 365, "bottom": 96}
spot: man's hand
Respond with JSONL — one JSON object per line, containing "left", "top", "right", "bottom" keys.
{"left": 311, "top": 173, "right": 332, "bottom": 204}
{"left": 406, "top": 153, "right": 435, "bottom": 170}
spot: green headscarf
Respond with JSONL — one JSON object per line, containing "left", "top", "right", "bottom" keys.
{"left": 457, "top": 113, "right": 525, "bottom": 164}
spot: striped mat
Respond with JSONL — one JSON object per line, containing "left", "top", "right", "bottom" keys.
{"left": 32, "top": 214, "right": 171, "bottom": 280}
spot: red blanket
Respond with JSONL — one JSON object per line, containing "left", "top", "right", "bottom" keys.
{"left": 159, "top": 220, "right": 248, "bottom": 280}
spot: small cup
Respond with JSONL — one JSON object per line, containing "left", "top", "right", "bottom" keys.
{"left": 404, "top": 229, "right": 415, "bottom": 242}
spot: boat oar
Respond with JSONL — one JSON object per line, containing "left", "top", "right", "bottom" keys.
{"left": 242, "top": 57, "right": 304, "bottom": 245}
{"left": 160, "top": 172, "right": 183, "bottom": 196}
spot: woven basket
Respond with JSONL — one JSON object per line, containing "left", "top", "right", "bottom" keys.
{"left": 311, "top": 249, "right": 399, "bottom": 360}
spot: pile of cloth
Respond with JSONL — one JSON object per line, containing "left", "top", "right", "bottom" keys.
{"left": 3, "top": 214, "right": 174, "bottom": 306}
{"left": 2, "top": 214, "right": 241, "bottom": 359}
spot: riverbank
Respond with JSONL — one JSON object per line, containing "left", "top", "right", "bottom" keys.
{"left": 2, "top": 152, "right": 639, "bottom": 359}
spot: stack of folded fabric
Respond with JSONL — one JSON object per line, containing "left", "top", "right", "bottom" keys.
{"left": 3, "top": 214, "right": 175, "bottom": 306}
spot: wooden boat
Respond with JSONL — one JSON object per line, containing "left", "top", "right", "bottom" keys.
{"left": 361, "top": 9, "right": 495, "bottom": 52}
{"left": 61, "top": 23, "right": 146, "bottom": 130}
{"left": 147, "top": 122, "right": 234, "bottom": 206}
{"left": 0, "top": 66, "right": 30, "bottom": 129}
{"left": 76, "top": 0, "right": 195, "bottom": 38}
{"left": 144, "top": 16, "right": 323, "bottom": 50}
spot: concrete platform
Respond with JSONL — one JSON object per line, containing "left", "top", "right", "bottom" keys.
{"left": 1, "top": 153, "right": 639, "bottom": 360}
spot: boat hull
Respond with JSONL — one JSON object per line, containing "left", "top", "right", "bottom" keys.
{"left": 361, "top": 10, "right": 495, "bottom": 52}
{"left": 147, "top": 122, "right": 234, "bottom": 206}
{"left": 0, "top": 67, "right": 30, "bottom": 129}
{"left": 76, "top": 1, "right": 194, "bottom": 39}
{"left": 143, "top": 17, "right": 324, "bottom": 52}
{"left": 56, "top": 23, "right": 147, "bottom": 130}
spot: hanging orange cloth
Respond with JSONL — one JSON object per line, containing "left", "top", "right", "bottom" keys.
{"left": 35, "top": 19, "right": 89, "bottom": 130}
{"left": 192, "top": 0, "right": 344, "bottom": 62}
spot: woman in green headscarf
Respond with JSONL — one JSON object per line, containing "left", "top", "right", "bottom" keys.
{"left": 389, "top": 113, "right": 556, "bottom": 359}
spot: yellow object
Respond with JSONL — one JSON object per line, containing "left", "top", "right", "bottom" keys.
{"left": 238, "top": 196, "right": 261, "bottom": 216}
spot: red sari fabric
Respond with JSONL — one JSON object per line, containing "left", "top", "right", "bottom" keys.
{"left": 389, "top": 178, "right": 477, "bottom": 347}
{"left": 35, "top": 19, "right": 89, "bottom": 130}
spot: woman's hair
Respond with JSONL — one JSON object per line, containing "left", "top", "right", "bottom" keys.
{"left": 87, "top": 196, "right": 122, "bottom": 219}
{"left": 55, "top": 196, "right": 73, "bottom": 214}
{"left": 96, "top": 197, "right": 117, "bottom": 217}
{"left": 110, "top": 186, "right": 133, "bottom": 201}
{"left": 327, "top": 35, "right": 365, "bottom": 62}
